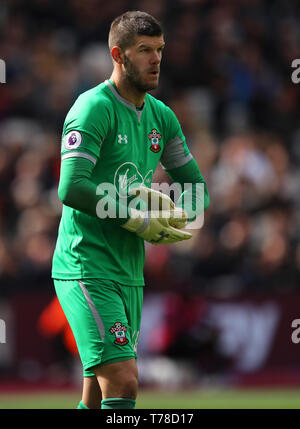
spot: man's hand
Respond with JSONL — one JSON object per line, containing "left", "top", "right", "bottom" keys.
{"left": 122, "top": 186, "right": 192, "bottom": 244}
{"left": 130, "top": 185, "right": 188, "bottom": 228}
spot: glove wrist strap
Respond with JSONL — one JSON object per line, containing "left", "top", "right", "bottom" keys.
{"left": 122, "top": 209, "right": 148, "bottom": 233}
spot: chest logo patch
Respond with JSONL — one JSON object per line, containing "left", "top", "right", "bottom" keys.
{"left": 148, "top": 129, "right": 162, "bottom": 153}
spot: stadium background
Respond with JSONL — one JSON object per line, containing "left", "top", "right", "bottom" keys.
{"left": 1, "top": 0, "right": 300, "bottom": 408}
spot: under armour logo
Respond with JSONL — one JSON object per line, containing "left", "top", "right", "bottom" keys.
{"left": 118, "top": 134, "right": 128, "bottom": 144}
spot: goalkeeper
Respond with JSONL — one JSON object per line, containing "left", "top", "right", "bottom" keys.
{"left": 51, "top": 11, "right": 210, "bottom": 410}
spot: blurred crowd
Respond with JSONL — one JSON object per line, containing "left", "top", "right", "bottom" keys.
{"left": 1, "top": 0, "right": 300, "bottom": 298}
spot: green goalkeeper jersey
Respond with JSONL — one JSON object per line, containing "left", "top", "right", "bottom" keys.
{"left": 51, "top": 79, "right": 194, "bottom": 285}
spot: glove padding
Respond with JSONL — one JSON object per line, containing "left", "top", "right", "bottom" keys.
{"left": 122, "top": 186, "right": 192, "bottom": 244}
{"left": 131, "top": 185, "right": 188, "bottom": 227}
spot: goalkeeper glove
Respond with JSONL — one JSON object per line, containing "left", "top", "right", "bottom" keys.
{"left": 131, "top": 185, "right": 188, "bottom": 228}
{"left": 121, "top": 186, "right": 192, "bottom": 244}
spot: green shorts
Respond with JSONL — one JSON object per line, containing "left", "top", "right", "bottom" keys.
{"left": 53, "top": 278, "right": 143, "bottom": 377}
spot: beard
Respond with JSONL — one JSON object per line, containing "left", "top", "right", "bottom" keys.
{"left": 123, "top": 54, "right": 159, "bottom": 93}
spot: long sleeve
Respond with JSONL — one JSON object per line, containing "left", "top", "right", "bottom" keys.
{"left": 165, "top": 157, "right": 210, "bottom": 222}
{"left": 58, "top": 156, "right": 131, "bottom": 225}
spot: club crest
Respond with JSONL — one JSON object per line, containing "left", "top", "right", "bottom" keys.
{"left": 110, "top": 322, "right": 129, "bottom": 346}
{"left": 148, "top": 128, "right": 162, "bottom": 153}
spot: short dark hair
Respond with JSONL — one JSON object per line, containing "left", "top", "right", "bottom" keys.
{"left": 108, "top": 11, "right": 163, "bottom": 51}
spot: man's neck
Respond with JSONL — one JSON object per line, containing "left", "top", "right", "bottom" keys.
{"left": 110, "top": 72, "right": 145, "bottom": 108}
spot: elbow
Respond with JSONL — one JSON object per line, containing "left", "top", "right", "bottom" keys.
{"left": 58, "top": 183, "right": 71, "bottom": 206}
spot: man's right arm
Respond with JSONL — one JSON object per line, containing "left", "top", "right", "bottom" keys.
{"left": 58, "top": 156, "right": 131, "bottom": 225}
{"left": 57, "top": 93, "right": 133, "bottom": 224}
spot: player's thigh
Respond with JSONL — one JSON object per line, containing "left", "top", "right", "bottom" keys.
{"left": 82, "top": 279, "right": 140, "bottom": 365}
{"left": 56, "top": 279, "right": 140, "bottom": 367}
{"left": 119, "top": 284, "right": 144, "bottom": 356}
{"left": 54, "top": 279, "right": 102, "bottom": 370}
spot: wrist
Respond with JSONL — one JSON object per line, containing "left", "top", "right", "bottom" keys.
{"left": 121, "top": 208, "right": 148, "bottom": 233}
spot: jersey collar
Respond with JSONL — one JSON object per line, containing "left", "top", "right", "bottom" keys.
{"left": 105, "top": 79, "right": 145, "bottom": 122}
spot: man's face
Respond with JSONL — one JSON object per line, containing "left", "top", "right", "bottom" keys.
{"left": 122, "top": 35, "right": 165, "bottom": 92}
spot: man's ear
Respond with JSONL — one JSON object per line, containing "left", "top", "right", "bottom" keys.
{"left": 111, "top": 46, "right": 123, "bottom": 65}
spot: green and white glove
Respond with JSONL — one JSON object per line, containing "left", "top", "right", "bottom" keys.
{"left": 122, "top": 186, "right": 192, "bottom": 244}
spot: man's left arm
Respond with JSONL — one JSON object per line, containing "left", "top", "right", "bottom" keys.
{"left": 165, "top": 158, "right": 210, "bottom": 223}
{"left": 160, "top": 106, "right": 210, "bottom": 224}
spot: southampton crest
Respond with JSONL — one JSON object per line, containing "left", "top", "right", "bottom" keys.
{"left": 148, "top": 128, "right": 162, "bottom": 153}
{"left": 110, "top": 322, "right": 129, "bottom": 346}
